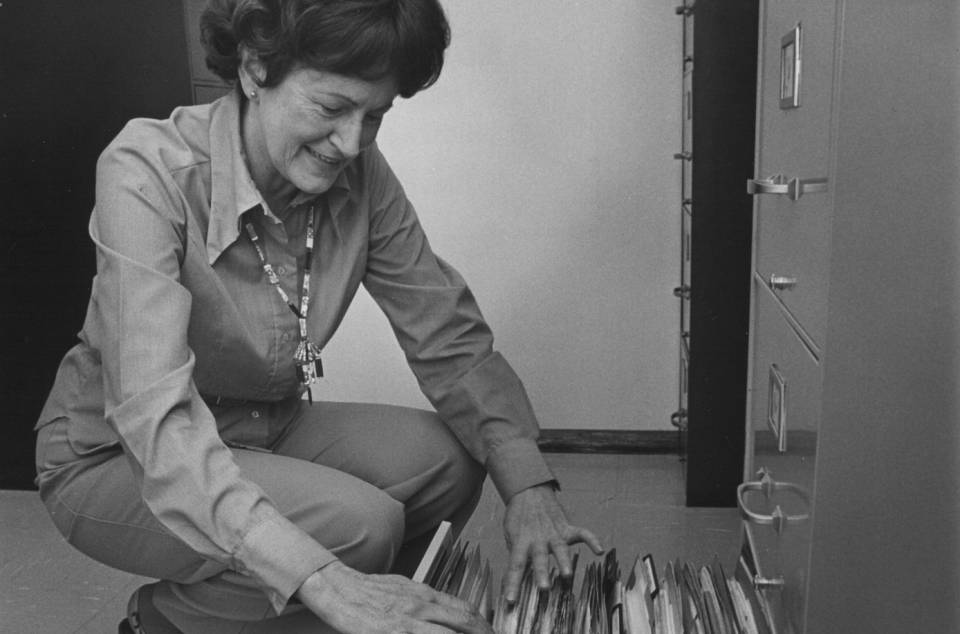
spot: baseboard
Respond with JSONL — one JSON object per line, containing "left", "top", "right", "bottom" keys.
{"left": 537, "top": 429, "right": 680, "bottom": 454}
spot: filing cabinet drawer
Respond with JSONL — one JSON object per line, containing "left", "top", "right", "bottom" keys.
{"left": 753, "top": 193, "right": 832, "bottom": 345}
{"left": 747, "top": 279, "right": 821, "bottom": 483}
{"left": 740, "top": 280, "right": 821, "bottom": 633}
{"left": 755, "top": 1, "right": 837, "bottom": 180}
{"left": 751, "top": 0, "right": 840, "bottom": 346}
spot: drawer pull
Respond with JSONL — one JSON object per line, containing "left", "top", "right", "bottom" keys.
{"left": 737, "top": 470, "right": 811, "bottom": 535}
{"left": 767, "top": 364, "right": 788, "bottom": 453}
{"left": 747, "top": 174, "right": 828, "bottom": 201}
{"left": 670, "top": 409, "right": 688, "bottom": 430}
{"left": 768, "top": 275, "right": 798, "bottom": 291}
{"left": 673, "top": 151, "right": 693, "bottom": 161}
{"left": 675, "top": 3, "right": 694, "bottom": 16}
{"left": 673, "top": 285, "right": 691, "bottom": 300}
{"left": 753, "top": 574, "right": 785, "bottom": 591}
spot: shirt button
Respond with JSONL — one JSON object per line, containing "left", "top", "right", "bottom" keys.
{"left": 251, "top": 410, "right": 260, "bottom": 419}
{"left": 276, "top": 266, "right": 287, "bottom": 275}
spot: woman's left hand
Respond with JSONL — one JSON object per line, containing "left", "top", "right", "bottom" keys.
{"left": 501, "top": 483, "right": 604, "bottom": 603}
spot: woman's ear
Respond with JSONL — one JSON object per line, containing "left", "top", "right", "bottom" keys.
{"left": 237, "top": 47, "right": 266, "bottom": 98}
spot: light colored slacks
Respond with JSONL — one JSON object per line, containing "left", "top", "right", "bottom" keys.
{"left": 36, "top": 400, "right": 486, "bottom": 633}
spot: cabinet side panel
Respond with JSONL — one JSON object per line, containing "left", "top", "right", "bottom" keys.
{"left": 810, "top": 1, "right": 960, "bottom": 631}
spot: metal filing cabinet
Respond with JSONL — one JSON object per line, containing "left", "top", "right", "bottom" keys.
{"left": 749, "top": 0, "right": 837, "bottom": 345}
{"left": 739, "top": 1, "right": 960, "bottom": 631}
{"left": 740, "top": 0, "right": 838, "bottom": 628}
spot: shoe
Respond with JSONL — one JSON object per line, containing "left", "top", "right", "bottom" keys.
{"left": 117, "top": 584, "right": 180, "bottom": 633}
{"left": 118, "top": 585, "right": 145, "bottom": 633}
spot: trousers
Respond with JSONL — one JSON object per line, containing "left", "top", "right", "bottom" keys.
{"left": 35, "top": 400, "right": 486, "bottom": 633}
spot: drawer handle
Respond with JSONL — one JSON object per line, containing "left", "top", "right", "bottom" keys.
{"left": 670, "top": 409, "right": 688, "bottom": 430}
{"left": 737, "top": 470, "right": 811, "bottom": 535}
{"left": 747, "top": 174, "right": 828, "bottom": 201}
{"left": 768, "top": 274, "right": 798, "bottom": 291}
{"left": 673, "top": 285, "right": 691, "bottom": 300}
{"left": 753, "top": 574, "right": 785, "bottom": 591}
{"left": 767, "top": 364, "right": 788, "bottom": 453}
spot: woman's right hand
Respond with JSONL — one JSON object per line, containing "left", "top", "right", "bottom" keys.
{"left": 296, "top": 561, "right": 494, "bottom": 634}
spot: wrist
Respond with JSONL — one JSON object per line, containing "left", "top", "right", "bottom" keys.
{"left": 296, "top": 561, "right": 345, "bottom": 605}
{"left": 509, "top": 480, "right": 559, "bottom": 504}
{"left": 527, "top": 480, "right": 560, "bottom": 495}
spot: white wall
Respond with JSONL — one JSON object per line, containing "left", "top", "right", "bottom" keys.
{"left": 317, "top": 0, "right": 681, "bottom": 431}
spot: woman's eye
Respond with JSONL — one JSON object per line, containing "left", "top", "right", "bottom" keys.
{"left": 319, "top": 104, "right": 343, "bottom": 117}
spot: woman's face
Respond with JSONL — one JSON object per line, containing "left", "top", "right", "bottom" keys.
{"left": 240, "top": 59, "right": 398, "bottom": 202}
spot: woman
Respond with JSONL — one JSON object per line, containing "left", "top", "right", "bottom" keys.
{"left": 34, "top": 0, "right": 601, "bottom": 632}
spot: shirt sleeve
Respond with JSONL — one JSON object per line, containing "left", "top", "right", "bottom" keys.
{"left": 88, "top": 138, "right": 335, "bottom": 614}
{"left": 360, "top": 147, "right": 556, "bottom": 502}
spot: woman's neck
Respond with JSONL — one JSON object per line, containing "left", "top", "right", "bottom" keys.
{"left": 240, "top": 99, "right": 298, "bottom": 215}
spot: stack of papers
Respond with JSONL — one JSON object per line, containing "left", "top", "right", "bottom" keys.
{"left": 415, "top": 522, "right": 771, "bottom": 634}
{"left": 414, "top": 521, "right": 493, "bottom": 623}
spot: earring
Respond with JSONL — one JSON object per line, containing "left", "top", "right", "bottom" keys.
{"left": 249, "top": 89, "right": 258, "bottom": 100}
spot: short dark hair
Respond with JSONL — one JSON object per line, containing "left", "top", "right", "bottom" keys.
{"left": 201, "top": 0, "right": 450, "bottom": 98}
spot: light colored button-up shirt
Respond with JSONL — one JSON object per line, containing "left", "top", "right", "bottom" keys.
{"left": 36, "top": 89, "right": 554, "bottom": 613}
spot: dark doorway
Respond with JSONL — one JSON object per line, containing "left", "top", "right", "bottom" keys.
{"left": 1, "top": 1, "right": 192, "bottom": 489}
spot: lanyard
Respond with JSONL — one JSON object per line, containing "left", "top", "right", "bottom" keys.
{"left": 245, "top": 205, "right": 323, "bottom": 402}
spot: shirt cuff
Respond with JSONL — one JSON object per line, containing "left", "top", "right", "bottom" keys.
{"left": 485, "top": 436, "right": 557, "bottom": 502}
{"left": 234, "top": 514, "right": 339, "bottom": 614}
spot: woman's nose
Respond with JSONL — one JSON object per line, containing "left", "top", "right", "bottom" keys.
{"left": 332, "top": 116, "right": 362, "bottom": 159}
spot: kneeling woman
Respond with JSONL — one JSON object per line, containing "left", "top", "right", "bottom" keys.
{"left": 34, "top": 0, "right": 601, "bottom": 632}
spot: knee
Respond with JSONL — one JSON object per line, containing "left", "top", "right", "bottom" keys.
{"left": 323, "top": 491, "right": 405, "bottom": 574}
{"left": 431, "top": 439, "right": 486, "bottom": 520}
{"left": 354, "top": 498, "right": 405, "bottom": 574}
{"left": 445, "top": 448, "right": 485, "bottom": 510}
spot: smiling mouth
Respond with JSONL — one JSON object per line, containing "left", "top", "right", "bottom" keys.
{"left": 305, "top": 146, "right": 340, "bottom": 166}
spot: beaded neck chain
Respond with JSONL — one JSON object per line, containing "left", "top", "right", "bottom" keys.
{"left": 245, "top": 205, "right": 323, "bottom": 403}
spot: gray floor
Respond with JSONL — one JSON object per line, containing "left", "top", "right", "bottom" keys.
{"left": 0, "top": 453, "right": 740, "bottom": 633}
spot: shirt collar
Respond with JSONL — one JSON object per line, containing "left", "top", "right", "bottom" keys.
{"left": 206, "top": 89, "right": 353, "bottom": 265}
